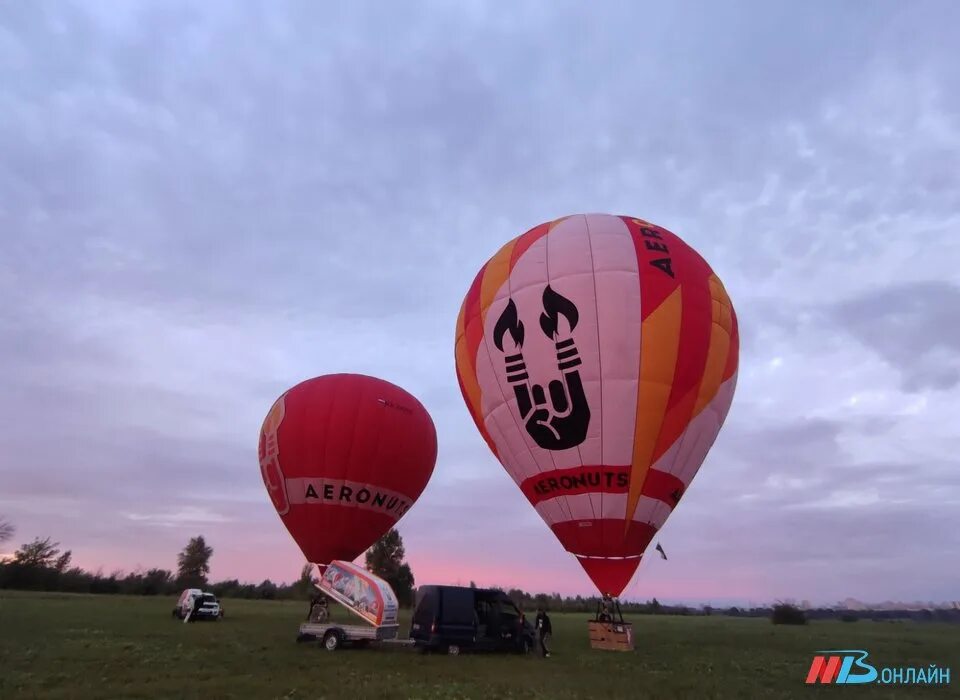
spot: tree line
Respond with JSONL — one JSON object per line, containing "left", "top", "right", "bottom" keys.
{"left": 0, "top": 517, "right": 418, "bottom": 605}
{"left": 3, "top": 516, "right": 957, "bottom": 622}
{"left": 0, "top": 519, "right": 744, "bottom": 614}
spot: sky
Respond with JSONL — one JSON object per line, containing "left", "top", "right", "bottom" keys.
{"left": 1, "top": 1, "right": 958, "bottom": 607}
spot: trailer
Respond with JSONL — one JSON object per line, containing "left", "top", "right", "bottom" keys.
{"left": 295, "top": 560, "right": 414, "bottom": 652}
{"left": 297, "top": 620, "right": 413, "bottom": 651}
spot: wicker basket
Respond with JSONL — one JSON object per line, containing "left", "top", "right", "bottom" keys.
{"left": 588, "top": 620, "right": 634, "bottom": 651}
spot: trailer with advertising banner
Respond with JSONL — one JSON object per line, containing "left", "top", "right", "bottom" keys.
{"left": 296, "top": 560, "right": 412, "bottom": 651}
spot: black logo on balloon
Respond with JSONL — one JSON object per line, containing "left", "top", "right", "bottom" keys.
{"left": 492, "top": 286, "right": 590, "bottom": 451}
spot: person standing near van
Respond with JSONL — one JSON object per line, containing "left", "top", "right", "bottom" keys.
{"left": 534, "top": 608, "right": 552, "bottom": 657}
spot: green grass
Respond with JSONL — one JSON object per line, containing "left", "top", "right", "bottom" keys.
{"left": 0, "top": 590, "right": 956, "bottom": 699}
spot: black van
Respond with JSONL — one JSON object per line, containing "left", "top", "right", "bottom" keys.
{"left": 409, "top": 585, "right": 535, "bottom": 655}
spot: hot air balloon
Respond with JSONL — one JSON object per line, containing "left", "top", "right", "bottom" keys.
{"left": 259, "top": 374, "right": 437, "bottom": 567}
{"left": 454, "top": 214, "right": 738, "bottom": 598}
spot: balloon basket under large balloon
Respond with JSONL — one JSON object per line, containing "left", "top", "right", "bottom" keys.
{"left": 588, "top": 598, "right": 634, "bottom": 652}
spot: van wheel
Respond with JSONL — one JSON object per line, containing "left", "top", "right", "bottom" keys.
{"left": 323, "top": 630, "right": 342, "bottom": 651}
{"left": 447, "top": 644, "right": 460, "bottom": 656}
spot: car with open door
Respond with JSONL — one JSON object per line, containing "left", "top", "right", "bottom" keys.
{"left": 172, "top": 589, "right": 223, "bottom": 621}
{"left": 409, "top": 585, "right": 534, "bottom": 655}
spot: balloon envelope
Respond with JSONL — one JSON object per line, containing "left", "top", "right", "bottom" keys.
{"left": 454, "top": 214, "right": 739, "bottom": 596}
{"left": 259, "top": 374, "right": 437, "bottom": 565}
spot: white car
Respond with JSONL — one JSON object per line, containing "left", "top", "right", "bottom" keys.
{"left": 172, "top": 589, "right": 223, "bottom": 621}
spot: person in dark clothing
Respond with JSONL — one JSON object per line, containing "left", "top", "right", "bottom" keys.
{"left": 189, "top": 593, "right": 203, "bottom": 622}
{"left": 306, "top": 593, "right": 329, "bottom": 622}
{"left": 598, "top": 595, "right": 613, "bottom": 622}
{"left": 534, "top": 608, "right": 552, "bottom": 657}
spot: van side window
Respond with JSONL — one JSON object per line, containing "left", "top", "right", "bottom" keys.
{"left": 475, "top": 600, "right": 493, "bottom": 624}
{"left": 498, "top": 603, "right": 518, "bottom": 626}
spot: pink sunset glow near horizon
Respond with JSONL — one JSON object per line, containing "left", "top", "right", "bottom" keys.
{"left": 2, "top": 2, "right": 959, "bottom": 609}
{"left": 47, "top": 518, "right": 772, "bottom": 607}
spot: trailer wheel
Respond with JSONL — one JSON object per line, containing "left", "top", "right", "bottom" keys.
{"left": 446, "top": 644, "right": 460, "bottom": 656}
{"left": 323, "top": 630, "right": 343, "bottom": 651}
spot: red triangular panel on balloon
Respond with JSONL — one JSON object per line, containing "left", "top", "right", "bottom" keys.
{"left": 576, "top": 556, "right": 641, "bottom": 598}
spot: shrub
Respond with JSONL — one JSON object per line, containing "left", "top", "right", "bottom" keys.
{"left": 771, "top": 603, "right": 807, "bottom": 625}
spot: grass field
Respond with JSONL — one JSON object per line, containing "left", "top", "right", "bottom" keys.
{"left": 0, "top": 590, "right": 956, "bottom": 699}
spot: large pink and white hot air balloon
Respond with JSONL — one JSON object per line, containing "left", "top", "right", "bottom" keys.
{"left": 454, "top": 214, "right": 739, "bottom": 597}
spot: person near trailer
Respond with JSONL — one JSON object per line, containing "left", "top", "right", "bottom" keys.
{"left": 307, "top": 593, "right": 330, "bottom": 623}
{"left": 534, "top": 607, "right": 552, "bottom": 658}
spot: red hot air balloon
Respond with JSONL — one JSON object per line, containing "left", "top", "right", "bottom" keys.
{"left": 259, "top": 374, "right": 437, "bottom": 566}
{"left": 454, "top": 214, "right": 739, "bottom": 598}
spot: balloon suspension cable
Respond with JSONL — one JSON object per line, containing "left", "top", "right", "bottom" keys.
{"left": 594, "top": 594, "right": 626, "bottom": 624}
{"left": 627, "top": 553, "right": 646, "bottom": 599}
{"left": 308, "top": 562, "right": 327, "bottom": 593}
{"left": 628, "top": 544, "right": 665, "bottom": 599}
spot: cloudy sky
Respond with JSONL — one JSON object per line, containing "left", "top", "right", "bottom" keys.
{"left": 2, "top": 1, "right": 958, "bottom": 606}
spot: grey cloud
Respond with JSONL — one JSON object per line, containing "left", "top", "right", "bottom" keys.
{"left": 0, "top": 420, "right": 261, "bottom": 502}
{"left": 4, "top": 0, "right": 957, "bottom": 336}
{"left": 711, "top": 414, "right": 903, "bottom": 483}
{"left": 668, "top": 493, "right": 959, "bottom": 602}
{"left": 719, "top": 417, "right": 843, "bottom": 472}
{"left": 403, "top": 474, "right": 541, "bottom": 538}
{"left": 679, "top": 407, "right": 958, "bottom": 572}
{"left": 2, "top": 0, "right": 959, "bottom": 600}
{"left": 832, "top": 281, "right": 960, "bottom": 391}
{"left": 669, "top": 423, "right": 960, "bottom": 601}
